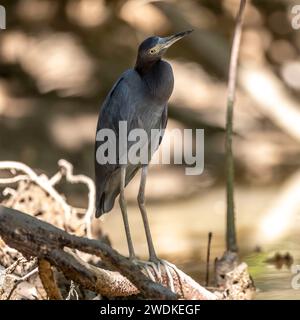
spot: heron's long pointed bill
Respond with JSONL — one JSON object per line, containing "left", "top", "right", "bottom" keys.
{"left": 159, "top": 30, "right": 193, "bottom": 49}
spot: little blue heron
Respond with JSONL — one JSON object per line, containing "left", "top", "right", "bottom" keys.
{"left": 95, "top": 30, "right": 193, "bottom": 267}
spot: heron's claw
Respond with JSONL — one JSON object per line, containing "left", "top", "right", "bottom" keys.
{"left": 136, "top": 259, "right": 178, "bottom": 293}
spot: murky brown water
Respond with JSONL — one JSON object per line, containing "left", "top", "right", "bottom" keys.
{"left": 99, "top": 185, "right": 300, "bottom": 299}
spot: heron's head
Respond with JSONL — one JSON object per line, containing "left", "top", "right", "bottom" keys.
{"left": 135, "top": 30, "right": 193, "bottom": 74}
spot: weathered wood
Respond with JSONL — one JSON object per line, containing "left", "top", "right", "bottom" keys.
{"left": 0, "top": 205, "right": 216, "bottom": 300}
{"left": 38, "top": 259, "right": 63, "bottom": 300}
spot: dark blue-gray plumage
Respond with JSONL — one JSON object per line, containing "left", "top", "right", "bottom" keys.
{"left": 95, "top": 30, "right": 193, "bottom": 261}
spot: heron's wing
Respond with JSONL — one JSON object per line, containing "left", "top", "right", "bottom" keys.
{"left": 159, "top": 105, "right": 168, "bottom": 146}
{"left": 96, "top": 77, "right": 130, "bottom": 134}
{"left": 96, "top": 72, "right": 139, "bottom": 161}
{"left": 94, "top": 71, "right": 138, "bottom": 215}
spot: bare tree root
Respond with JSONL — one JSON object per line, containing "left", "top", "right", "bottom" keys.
{"left": 48, "top": 159, "right": 95, "bottom": 238}
{"left": 0, "top": 161, "right": 72, "bottom": 223}
{"left": 0, "top": 159, "right": 95, "bottom": 236}
{"left": 0, "top": 206, "right": 217, "bottom": 300}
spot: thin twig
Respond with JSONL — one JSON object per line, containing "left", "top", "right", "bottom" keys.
{"left": 66, "top": 280, "right": 79, "bottom": 300}
{"left": 225, "top": 0, "right": 246, "bottom": 252}
{"left": 6, "top": 267, "right": 38, "bottom": 300}
{"left": 4, "top": 257, "right": 27, "bottom": 275}
{"left": 0, "top": 175, "right": 29, "bottom": 185}
{"left": 205, "top": 232, "right": 212, "bottom": 287}
{"left": 2, "top": 187, "right": 17, "bottom": 197}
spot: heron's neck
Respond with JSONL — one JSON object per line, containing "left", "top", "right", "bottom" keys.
{"left": 139, "top": 60, "right": 174, "bottom": 103}
{"left": 135, "top": 57, "right": 161, "bottom": 76}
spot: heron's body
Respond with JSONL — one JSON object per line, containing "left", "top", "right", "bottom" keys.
{"left": 94, "top": 30, "right": 192, "bottom": 262}
{"left": 95, "top": 60, "right": 173, "bottom": 217}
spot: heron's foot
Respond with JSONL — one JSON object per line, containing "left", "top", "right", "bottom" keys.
{"left": 128, "top": 255, "right": 140, "bottom": 265}
{"left": 136, "top": 258, "right": 178, "bottom": 293}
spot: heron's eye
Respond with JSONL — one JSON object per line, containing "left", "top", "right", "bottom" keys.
{"left": 149, "top": 48, "right": 157, "bottom": 55}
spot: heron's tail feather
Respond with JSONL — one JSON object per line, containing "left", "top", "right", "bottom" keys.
{"left": 95, "top": 191, "right": 117, "bottom": 218}
{"left": 95, "top": 192, "right": 105, "bottom": 218}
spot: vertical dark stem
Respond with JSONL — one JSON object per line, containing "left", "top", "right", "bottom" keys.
{"left": 205, "top": 231, "right": 212, "bottom": 286}
{"left": 226, "top": 0, "right": 247, "bottom": 252}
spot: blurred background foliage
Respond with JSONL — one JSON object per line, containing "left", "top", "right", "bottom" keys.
{"left": 1, "top": 0, "right": 299, "bottom": 182}
{"left": 1, "top": 0, "right": 300, "bottom": 299}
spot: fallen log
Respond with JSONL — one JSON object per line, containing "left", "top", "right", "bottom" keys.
{"left": 0, "top": 205, "right": 216, "bottom": 300}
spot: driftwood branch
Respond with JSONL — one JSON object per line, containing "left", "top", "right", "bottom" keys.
{"left": 0, "top": 161, "right": 72, "bottom": 223}
{"left": 0, "top": 160, "right": 94, "bottom": 237}
{"left": 51, "top": 159, "right": 95, "bottom": 238}
{"left": 0, "top": 205, "right": 216, "bottom": 300}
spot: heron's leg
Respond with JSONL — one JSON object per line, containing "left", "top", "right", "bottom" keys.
{"left": 136, "top": 166, "right": 177, "bottom": 291}
{"left": 137, "top": 165, "right": 158, "bottom": 262}
{"left": 119, "top": 165, "right": 136, "bottom": 259}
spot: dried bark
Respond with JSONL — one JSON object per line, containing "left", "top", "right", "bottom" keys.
{"left": 0, "top": 205, "right": 216, "bottom": 300}
{"left": 38, "top": 259, "right": 63, "bottom": 300}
